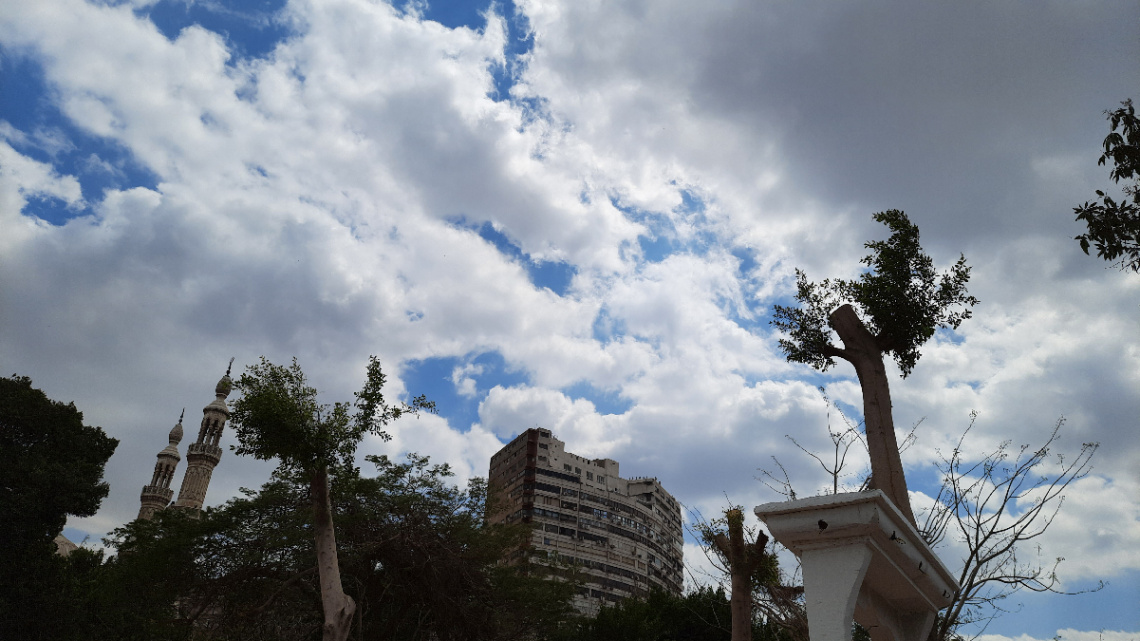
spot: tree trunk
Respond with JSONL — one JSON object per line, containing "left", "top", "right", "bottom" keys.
{"left": 311, "top": 467, "right": 356, "bottom": 641}
{"left": 727, "top": 510, "right": 753, "bottom": 641}
{"left": 713, "top": 509, "right": 755, "bottom": 641}
{"left": 829, "top": 304, "right": 916, "bottom": 526}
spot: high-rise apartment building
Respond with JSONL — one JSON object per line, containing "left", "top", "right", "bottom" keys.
{"left": 488, "top": 428, "right": 684, "bottom": 614}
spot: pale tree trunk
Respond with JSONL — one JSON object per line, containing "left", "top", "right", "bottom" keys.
{"left": 712, "top": 509, "right": 765, "bottom": 641}
{"left": 828, "top": 304, "right": 916, "bottom": 527}
{"left": 311, "top": 467, "right": 356, "bottom": 641}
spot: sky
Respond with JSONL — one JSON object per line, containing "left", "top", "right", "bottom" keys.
{"left": 1, "top": 0, "right": 1137, "bottom": 638}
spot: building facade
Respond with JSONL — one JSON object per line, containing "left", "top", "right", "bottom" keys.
{"left": 487, "top": 428, "right": 684, "bottom": 614}
{"left": 138, "top": 362, "right": 233, "bottom": 519}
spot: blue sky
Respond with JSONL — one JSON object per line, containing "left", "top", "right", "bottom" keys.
{"left": 2, "top": 0, "right": 1138, "bottom": 638}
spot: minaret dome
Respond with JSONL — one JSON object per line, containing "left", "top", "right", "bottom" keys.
{"left": 174, "top": 359, "right": 235, "bottom": 513}
{"left": 138, "top": 410, "right": 185, "bottom": 520}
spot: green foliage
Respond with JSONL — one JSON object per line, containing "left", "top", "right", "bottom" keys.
{"left": 1074, "top": 98, "right": 1140, "bottom": 271}
{"left": 228, "top": 356, "right": 437, "bottom": 641}
{"left": 0, "top": 375, "right": 119, "bottom": 641}
{"left": 771, "top": 210, "right": 977, "bottom": 377}
{"left": 86, "top": 454, "right": 574, "bottom": 641}
{"left": 92, "top": 508, "right": 231, "bottom": 640}
{"left": 336, "top": 454, "right": 576, "bottom": 640}
{"left": 556, "top": 587, "right": 791, "bottom": 641}
{"left": 229, "top": 356, "right": 434, "bottom": 475}
{"left": 0, "top": 375, "right": 119, "bottom": 544}
{"left": 694, "top": 507, "right": 807, "bottom": 640}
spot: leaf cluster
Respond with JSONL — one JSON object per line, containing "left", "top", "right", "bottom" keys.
{"left": 1073, "top": 99, "right": 1140, "bottom": 272}
{"left": 229, "top": 356, "right": 435, "bottom": 476}
{"left": 771, "top": 210, "right": 977, "bottom": 377}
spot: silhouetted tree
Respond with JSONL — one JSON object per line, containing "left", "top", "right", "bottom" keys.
{"left": 0, "top": 375, "right": 118, "bottom": 641}
{"left": 1074, "top": 99, "right": 1140, "bottom": 271}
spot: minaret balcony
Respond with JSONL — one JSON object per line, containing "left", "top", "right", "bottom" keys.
{"left": 141, "top": 485, "right": 174, "bottom": 502}
{"left": 186, "top": 442, "right": 223, "bottom": 465}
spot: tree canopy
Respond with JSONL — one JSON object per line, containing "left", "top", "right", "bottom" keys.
{"left": 0, "top": 375, "right": 119, "bottom": 641}
{"left": 229, "top": 356, "right": 433, "bottom": 475}
{"left": 0, "top": 375, "right": 119, "bottom": 545}
{"left": 87, "top": 454, "right": 576, "bottom": 641}
{"left": 555, "top": 586, "right": 792, "bottom": 641}
{"left": 228, "top": 356, "right": 435, "bottom": 641}
{"left": 772, "top": 210, "right": 977, "bottom": 378}
{"left": 1073, "top": 98, "right": 1140, "bottom": 272}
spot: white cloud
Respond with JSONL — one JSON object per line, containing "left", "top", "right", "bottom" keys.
{"left": 451, "top": 362, "right": 484, "bottom": 397}
{"left": 0, "top": 142, "right": 84, "bottom": 246}
{"left": 1026, "top": 475, "right": 1140, "bottom": 581}
{"left": 373, "top": 412, "right": 504, "bottom": 486}
{"left": 476, "top": 385, "right": 623, "bottom": 455}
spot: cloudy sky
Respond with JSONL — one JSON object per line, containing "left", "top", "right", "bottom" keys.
{"left": 1, "top": 0, "right": 1137, "bottom": 637}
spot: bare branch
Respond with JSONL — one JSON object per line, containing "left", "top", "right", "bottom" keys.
{"left": 925, "top": 417, "right": 1100, "bottom": 641}
{"left": 756, "top": 457, "right": 797, "bottom": 500}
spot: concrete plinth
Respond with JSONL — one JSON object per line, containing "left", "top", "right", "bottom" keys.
{"left": 755, "top": 491, "right": 958, "bottom": 641}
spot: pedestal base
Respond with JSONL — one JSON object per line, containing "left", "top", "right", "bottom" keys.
{"left": 755, "top": 491, "right": 957, "bottom": 641}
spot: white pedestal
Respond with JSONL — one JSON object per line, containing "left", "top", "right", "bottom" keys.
{"left": 755, "top": 491, "right": 958, "bottom": 641}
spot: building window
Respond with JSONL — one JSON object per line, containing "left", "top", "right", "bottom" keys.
{"left": 564, "top": 464, "right": 572, "bottom": 471}
{"left": 586, "top": 471, "right": 594, "bottom": 480}
{"left": 575, "top": 467, "right": 581, "bottom": 474}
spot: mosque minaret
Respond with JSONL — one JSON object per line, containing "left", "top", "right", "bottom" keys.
{"left": 138, "top": 360, "right": 234, "bottom": 519}
{"left": 137, "top": 410, "right": 184, "bottom": 520}
{"left": 173, "top": 360, "right": 233, "bottom": 511}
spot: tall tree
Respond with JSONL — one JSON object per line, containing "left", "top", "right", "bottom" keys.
{"left": 771, "top": 210, "right": 977, "bottom": 525}
{"left": 1073, "top": 99, "right": 1140, "bottom": 272}
{"left": 0, "top": 375, "right": 119, "bottom": 641}
{"left": 695, "top": 509, "right": 807, "bottom": 641}
{"left": 704, "top": 509, "right": 771, "bottom": 641}
{"left": 228, "top": 356, "right": 434, "bottom": 641}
